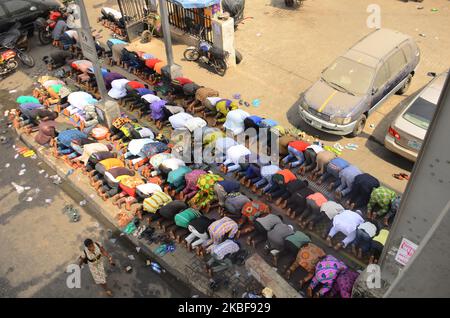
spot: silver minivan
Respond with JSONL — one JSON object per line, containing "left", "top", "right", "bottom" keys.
{"left": 384, "top": 70, "right": 448, "bottom": 162}
{"left": 298, "top": 29, "right": 420, "bottom": 136}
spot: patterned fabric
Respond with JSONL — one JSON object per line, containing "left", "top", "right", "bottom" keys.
{"left": 142, "top": 142, "right": 169, "bottom": 157}
{"left": 329, "top": 269, "right": 359, "bottom": 298}
{"left": 309, "top": 255, "right": 347, "bottom": 296}
{"left": 211, "top": 239, "right": 240, "bottom": 260}
{"left": 183, "top": 170, "right": 207, "bottom": 197}
{"left": 112, "top": 117, "right": 131, "bottom": 129}
{"left": 295, "top": 243, "right": 326, "bottom": 273}
{"left": 367, "top": 186, "right": 397, "bottom": 216}
{"left": 120, "top": 175, "right": 145, "bottom": 188}
{"left": 83, "top": 243, "right": 106, "bottom": 285}
{"left": 142, "top": 191, "right": 172, "bottom": 213}
{"left": 189, "top": 174, "right": 223, "bottom": 207}
{"left": 241, "top": 201, "right": 270, "bottom": 222}
{"left": 208, "top": 217, "right": 239, "bottom": 244}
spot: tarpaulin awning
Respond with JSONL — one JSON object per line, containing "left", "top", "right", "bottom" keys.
{"left": 168, "top": 0, "right": 220, "bottom": 9}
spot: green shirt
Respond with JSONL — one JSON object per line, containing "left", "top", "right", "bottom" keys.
{"left": 285, "top": 231, "right": 311, "bottom": 249}
{"left": 16, "top": 96, "right": 39, "bottom": 104}
{"left": 174, "top": 208, "right": 201, "bottom": 228}
{"left": 367, "top": 187, "right": 397, "bottom": 216}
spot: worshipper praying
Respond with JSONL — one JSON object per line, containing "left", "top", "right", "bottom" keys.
{"left": 303, "top": 200, "right": 344, "bottom": 232}
{"left": 366, "top": 186, "right": 397, "bottom": 221}
{"left": 326, "top": 209, "right": 364, "bottom": 250}
{"left": 78, "top": 239, "right": 115, "bottom": 297}
{"left": 307, "top": 255, "right": 347, "bottom": 298}
{"left": 335, "top": 164, "right": 362, "bottom": 200}
{"left": 352, "top": 220, "right": 379, "bottom": 259}
{"left": 281, "top": 140, "right": 310, "bottom": 168}
{"left": 317, "top": 157, "right": 350, "bottom": 190}
{"left": 205, "top": 239, "right": 240, "bottom": 276}
{"left": 298, "top": 142, "right": 324, "bottom": 175}
{"left": 344, "top": 173, "right": 380, "bottom": 210}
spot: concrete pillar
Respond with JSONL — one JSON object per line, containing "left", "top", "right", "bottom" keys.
{"left": 212, "top": 17, "right": 236, "bottom": 67}
{"left": 245, "top": 254, "right": 302, "bottom": 298}
{"left": 96, "top": 100, "right": 121, "bottom": 129}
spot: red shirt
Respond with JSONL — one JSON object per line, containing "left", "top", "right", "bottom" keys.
{"left": 127, "top": 81, "right": 145, "bottom": 89}
{"left": 288, "top": 140, "right": 310, "bottom": 152}
{"left": 277, "top": 169, "right": 297, "bottom": 184}
{"left": 174, "top": 77, "right": 193, "bottom": 85}
{"left": 306, "top": 192, "right": 328, "bottom": 207}
{"left": 145, "top": 58, "right": 162, "bottom": 69}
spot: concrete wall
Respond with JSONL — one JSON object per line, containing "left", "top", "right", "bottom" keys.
{"left": 377, "top": 70, "right": 450, "bottom": 296}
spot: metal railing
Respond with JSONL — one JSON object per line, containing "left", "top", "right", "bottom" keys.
{"left": 166, "top": 0, "right": 213, "bottom": 44}
{"left": 117, "top": 0, "right": 151, "bottom": 25}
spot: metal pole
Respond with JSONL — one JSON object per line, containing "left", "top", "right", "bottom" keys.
{"left": 74, "top": 0, "right": 108, "bottom": 101}
{"left": 157, "top": 0, "right": 183, "bottom": 78}
{"left": 74, "top": 0, "right": 120, "bottom": 128}
{"left": 158, "top": 0, "right": 174, "bottom": 66}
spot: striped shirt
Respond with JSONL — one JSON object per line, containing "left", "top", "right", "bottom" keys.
{"left": 143, "top": 191, "right": 172, "bottom": 214}
{"left": 212, "top": 240, "right": 240, "bottom": 260}
{"left": 208, "top": 217, "right": 239, "bottom": 244}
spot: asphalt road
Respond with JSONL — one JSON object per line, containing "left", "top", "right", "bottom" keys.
{"left": 0, "top": 116, "right": 191, "bottom": 298}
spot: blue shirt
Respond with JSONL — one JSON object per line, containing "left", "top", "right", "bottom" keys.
{"left": 217, "top": 180, "right": 240, "bottom": 193}
{"left": 326, "top": 158, "right": 350, "bottom": 178}
{"left": 57, "top": 129, "right": 87, "bottom": 148}
{"left": 339, "top": 165, "right": 362, "bottom": 190}
{"left": 247, "top": 115, "right": 263, "bottom": 126}
{"left": 136, "top": 88, "right": 154, "bottom": 96}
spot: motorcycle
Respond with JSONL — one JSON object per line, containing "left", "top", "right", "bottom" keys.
{"left": 35, "top": 9, "right": 65, "bottom": 45}
{"left": 0, "top": 49, "right": 18, "bottom": 76}
{"left": 0, "top": 22, "right": 35, "bottom": 68}
{"left": 285, "top": 0, "right": 304, "bottom": 8}
{"left": 183, "top": 29, "right": 228, "bottom": 76}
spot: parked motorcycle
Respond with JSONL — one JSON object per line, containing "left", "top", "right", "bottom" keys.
{"left": 285, "top": 0, "right": 304, "bottom": 8}
{"left": 183, "top": 29, "right": 228, "bottom": 76}
{"left": 0, "top": 49, "right": 18, "bottom": 76}
{"left": 34, "top": 9, "right": 65, "bottom": 45}
{"left": 0, "top": 22, "right": 35, "bottom": 68}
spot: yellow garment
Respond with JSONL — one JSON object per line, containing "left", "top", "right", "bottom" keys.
{"left": 120, "top": 175, "right": 145, "bottom": 188}
{"left": 116, "top": 175, "right": 131, "bottom": 183}
{"left": 38, "top": 75, "right": 58, "bottom": 85}
{"left": 373, "top": 229, "right": 389, "bottom": 245}
{"left": 99, "top": 158, "right": 124, "bottom": 170}
{"left": 215, "top": 100, "right": 238, "bottom": 116}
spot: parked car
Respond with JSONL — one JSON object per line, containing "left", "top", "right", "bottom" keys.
{"left": 298, "top": 28, "right": 420, "bottom": 137}
{"left": 384, "top": 70, "right": 448, "bottom": 162}
{"left": 0, "top": 0, "right": 61, "bottom": 35}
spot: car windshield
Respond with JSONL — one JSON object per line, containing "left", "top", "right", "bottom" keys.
{"left": 322, "top": 57, "right": 375, "bottom": 96}
{"left": 403, "top": 97, "right": 436, "bottom": 130}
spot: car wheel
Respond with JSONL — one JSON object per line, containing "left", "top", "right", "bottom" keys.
{"left": 397, "top": 74, "right": 412, "bottom": 95}
{"left": 350, "top": 114, "right": 366, "bottom": 137}
{"left": 235, "top": 49, "right": 243, "bottom": 64}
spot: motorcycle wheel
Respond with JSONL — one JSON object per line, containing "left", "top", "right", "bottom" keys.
{"left": 0, "top": 59, "right": 18, "bottom": 76}
{"left": 17, "top": 51, "right": 35, "bottom": 68}
{"left": 38, "top": 29, "right": 52, "bottom": 45}
{"left": 183, "top": 49, "right": 200, "bottom": 61}
{"left": 214, "top": 59, "right": 227, "bottom": 77}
